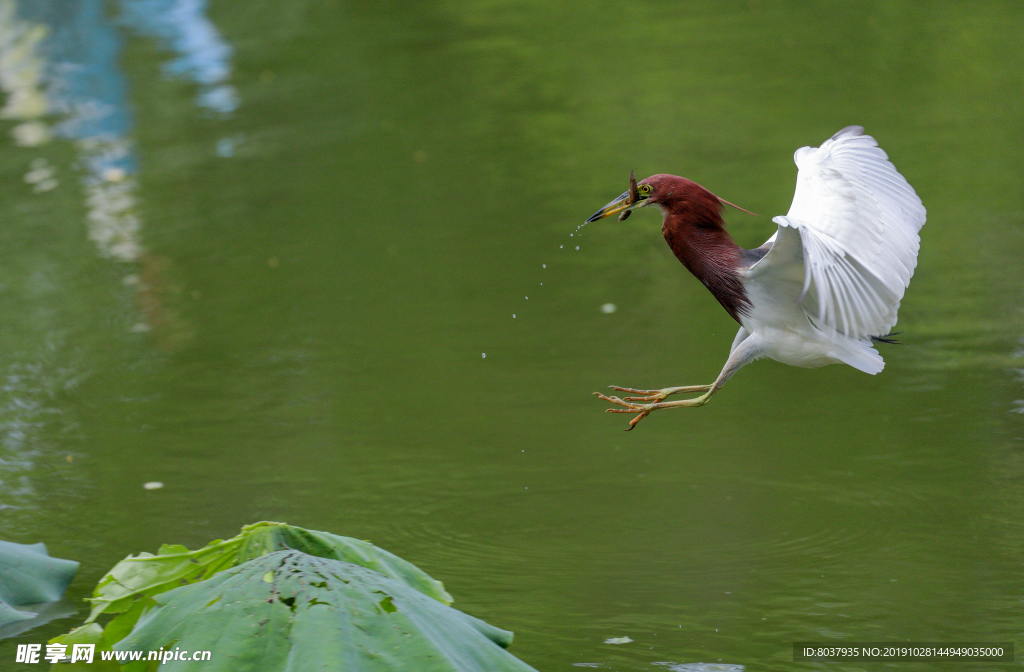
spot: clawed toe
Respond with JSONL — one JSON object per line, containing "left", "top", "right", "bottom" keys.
{"left": 609, "top": 385, "right": 659, "bottom": 395}
{"left": 594, "top": 391, "right": 653, "bottom": 430}
{"left": 593, "top": 391, "right": 641, "bottom": 409}
{"left": 608, "top": 385, "right": 664, "bottom": 403}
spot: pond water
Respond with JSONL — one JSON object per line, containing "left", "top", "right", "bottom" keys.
{"left": 1, "top": 1, "right": 1023, "bottom": 670}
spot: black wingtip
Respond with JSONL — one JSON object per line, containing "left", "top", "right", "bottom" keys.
{"left": 871, "top": 331, "right": 901, "bottom": 345}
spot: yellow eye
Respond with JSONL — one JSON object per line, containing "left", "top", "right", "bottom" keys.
{"left": 639, "top": 184, "right": 652, "bottom": 195}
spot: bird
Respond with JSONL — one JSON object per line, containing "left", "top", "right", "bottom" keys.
{"left": 585, "top": 126, "right": 926, "bottom": 430}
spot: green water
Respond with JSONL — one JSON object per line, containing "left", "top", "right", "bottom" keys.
{"left": 1, "top": 1, "right": 1022, "bottom": 670}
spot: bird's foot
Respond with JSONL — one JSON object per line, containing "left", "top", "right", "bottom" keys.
{"left": 594, "top": 385, "right": 714, "bottom": 431}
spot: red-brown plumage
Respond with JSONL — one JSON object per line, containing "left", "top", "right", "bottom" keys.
{"left": 640, "top": 174, "right": 751, "bottom": 322}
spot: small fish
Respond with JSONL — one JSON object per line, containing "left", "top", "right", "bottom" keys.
{"left": 618, "top": 170, "right": 639, "bottom": 221}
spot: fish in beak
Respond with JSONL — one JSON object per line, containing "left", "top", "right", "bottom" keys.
{"left": 586, "top": 171, "right": 648, "bottom": 223}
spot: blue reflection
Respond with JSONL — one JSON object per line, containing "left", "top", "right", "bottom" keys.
{"left": 14, "top": 0, "right": 135, "bottom": 174}
{"left": 119, "top": 0, "right": 237, "bottom": 113}
{"left": 11, "top": 0, "right": 236, "bottom": 176}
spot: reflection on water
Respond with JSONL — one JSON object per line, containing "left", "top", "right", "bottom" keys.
{"left": 0, "top": 599, "right": 77, "bottom": 640}
{"left": 0, "top": 0, "right": 234, "bottom": 509}
{"left": 1013, "top": 339, "right": 1024, "bottom": 415}
{"left": 653, "top": 664, "right": 744, "bottom": 672}
{"left": 119, "top": 0, "right": 236, "bottom": 114}
{"left": 0, "top": 358, "right": 84, "bottom": 514}
{"left": 2, "top": 0, "right": 235, "bottom": 264}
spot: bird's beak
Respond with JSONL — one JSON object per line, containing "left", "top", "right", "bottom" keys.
{"left": 585, "top": 171, "right": 647, "bottom": 223}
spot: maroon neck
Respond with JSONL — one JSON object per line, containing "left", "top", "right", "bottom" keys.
{"left": 658, "top": 181, "right": 751, "bottom": 322}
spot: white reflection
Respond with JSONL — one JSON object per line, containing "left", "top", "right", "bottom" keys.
{"left": 0, "top": 0, "right": 236, "bottom": 507}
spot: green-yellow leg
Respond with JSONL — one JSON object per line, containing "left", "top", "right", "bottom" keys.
{"left": 595, "top": 335, "right": 762, "bottom": 430}
{"left": 608, "top": 384, "right": 713, "bottom": 402}
{"left": 594, "top": 385, "right": 717, "bottom": 431}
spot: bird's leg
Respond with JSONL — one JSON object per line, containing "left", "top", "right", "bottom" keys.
{"left": 605, "top": 384, "right": 713, "bottom": 403}
{"left": 594, "top": 333, "right": 762, "bottom": 430}
{"left": 728, "top": 326, "right": 750, "bottom": 355}
{"left": 602, "top": 327, "right": 751, "bottom": 404}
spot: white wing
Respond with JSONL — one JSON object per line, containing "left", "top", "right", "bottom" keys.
{"left": 751, "top": 126, "right": 926, "bottom": 339}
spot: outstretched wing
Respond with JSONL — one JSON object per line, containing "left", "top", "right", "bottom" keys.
{"left": 750, "top": 126, "right": 926, "bottom": 339}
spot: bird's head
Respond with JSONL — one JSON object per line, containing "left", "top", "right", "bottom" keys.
{"left": 585, "top": 173, "right": 755, "bottom": 223}
{"left": 585, "top": 171, "right": 664, "bottom": 223}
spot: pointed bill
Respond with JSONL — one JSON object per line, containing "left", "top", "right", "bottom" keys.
{"left": 585, "top": 170, "right": 647, "bottom": 223}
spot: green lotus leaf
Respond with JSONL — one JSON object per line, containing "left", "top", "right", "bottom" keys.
{"left": 85, "top": 536, "right": 243, "bottom": 623}
{"left": 47, "top": 623, "right": 120, "bottom": 672}
{"left": 0, "top": 540, "right": 78, "bottom": 625}
{"left": 116, "top": 550, "right": 536, "bottom": 672}
{"left": 236, "top": 522, "right": 452, "bottom": 604}
{"left": 85, "top": 522, "right": 450, "bottom": 629}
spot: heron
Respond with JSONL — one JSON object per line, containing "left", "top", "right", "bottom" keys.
{"left": 585, "top": 126, "right": 926, "bottom": 430}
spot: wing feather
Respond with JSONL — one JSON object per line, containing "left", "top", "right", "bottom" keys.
{"left": 749, "top": 127, "right": 925, "bottom": 339}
